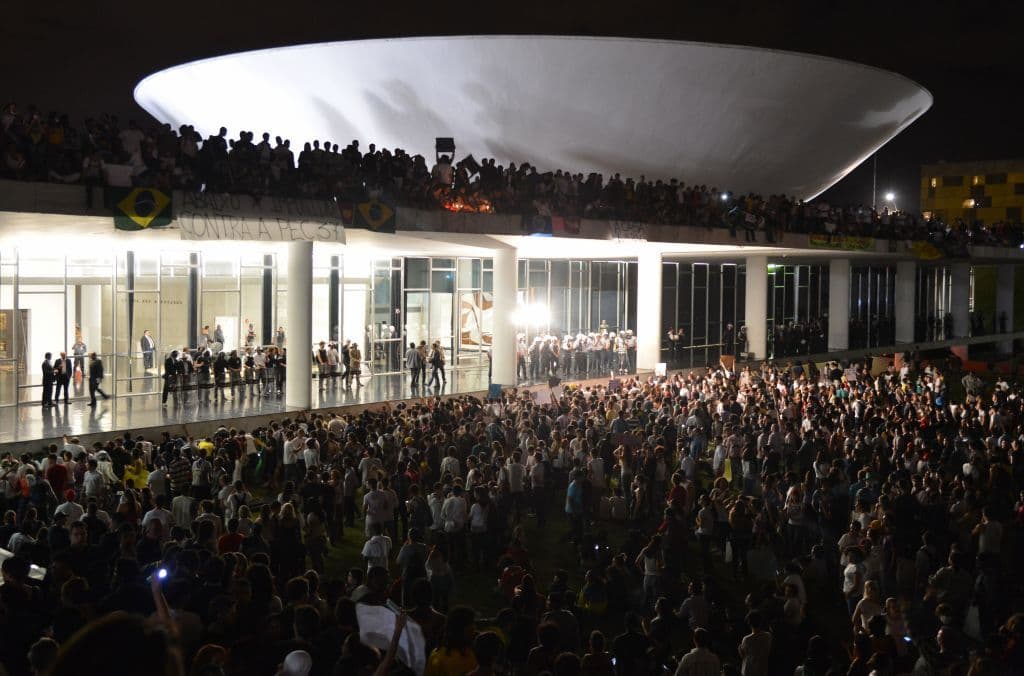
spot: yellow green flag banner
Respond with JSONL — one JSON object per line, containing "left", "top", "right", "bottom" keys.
{"left": 807, "top": 234, "right": 874, "bottom": 251}
{"left": 352, "top": 199, "right": 396, "bottom": 233}
{"left": 109, "top": 187, "right": 173, "bottom": 230}
{"left": 909, "top": 240, "right": 944, "bottom": 260}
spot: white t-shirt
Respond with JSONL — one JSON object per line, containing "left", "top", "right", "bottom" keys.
{"left": 363, "top": 490, "right": 391, "bottom": 525}
{"left": 83, "top": 469, "right": 104, "bottom": 497}
{"left": 361, "top": 534, "right": 392, "bottom": 569}
{"left": 55, "top": 501, "right": 84, "bottom": 524}
{"left": 469, "top": 502, "right": 488, "bottom": 532}
{"left": 505, "top": 462, "right": 525, "bottom": 493}
{"left": 441, "top": 495, "right": 468, "bottom": 532}
{"left": 843, "top": 562, "right": 865, "bottom": 596}
{"left": 142, "top": 507, "right": 172, "bottom": 533}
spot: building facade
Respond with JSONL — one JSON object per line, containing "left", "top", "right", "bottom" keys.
{"left": 920, "top": 159, "right": 1024, "bottom": 225}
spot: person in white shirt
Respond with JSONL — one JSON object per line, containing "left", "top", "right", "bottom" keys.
{"left": 282, "top": 433, "right": 303, "bottom": 483}
{"left": 358, "top": 451, "right": 382, "bottom": 487}
{"left": 427, "top": 484, "right": 445, "bottom": 533}
{"left": 441, "top": 486, "right": 468, "bottom": 566}
{"left": 439, "top": 448, "right": 460, "bottom": 480}
{"left": 362, "top": 479, "right": 391, "bottom": 537}
{"left": 171, "top": 491, "right": 195, "bottom": 531}
{"left": 675, "top": 628, "right": 720, "bottom": 676}
{"left": 141, "top": 495, "right": 173, "bottom": 539}
{"left": 302, "top": 440, "right": 320, "bottom": 472}
{"left": 55, "top": 491, "right": 84, "bottom": 524}
{"left": 82, "top": 459, "right": 104, "bottom": 500}
{"left": 504, "top": 453, "right": 525, "bottom": 522}
{"left": 62, "top": 435, "right": 85, "bottom": 459}
{"left": 361, "top": 523, "right": 393, "bottom": 570}
{"left": 147, "top": 465, "right": 168, "bottom": 498}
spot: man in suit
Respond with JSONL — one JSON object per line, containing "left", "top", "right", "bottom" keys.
{"left": 140, "top": 330, "right": 156, "bottom": 370}
{"left": 41, "top": 352, "right": 55, "bottom": 407}
{"left": 53, "top": 351, "right": 72, "bottom": 405}
{"left": 162, "top": 350, "right": 180, "bottom": 405}
{"left": 87, "top": 352, "right": 109, "bottom": 406}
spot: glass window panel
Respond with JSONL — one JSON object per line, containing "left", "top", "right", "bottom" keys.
{"left": 431, "top": 270, "right": 455, "bottom": 294}
{"left": 663, "top": 262, "right": 677, "bottom": 288}
{"left": 550, "top": 260, "right": 568, "bottom": 287}
{"left": 405, "top": 258, "right": 429, "bottom": 289}
{"left": 405, "top": 291, "right": 429, "bottom": 348}
{"left": 679, "top": 269, "right": 692, "bottom": 342}
{"left": 483, "top": 271, "right": 492, "bottom": 293}
{"left": 432, "top": 258, "right": 455, "bottom": 270}
{"left": 783, "top": 271, "right": 795, "bottom": 320}
{"left": 694, "top": 264, "right": 708, "bottom": 288}
{"left": 312, "top": 277, "right": 331, "bottom": 344}
{"left": 457, "top": 259, "right": 474, "bottom": 289}
{"left": 430, "top": 293, "right": 453, "bottom": 351}
{"left": 240, "top": 268, "right": 263, "bottom": 349}
{"left": 529, "top": 260, "right": 546, "bottom": 273}
{"left": 459, "top": 291, "right": 485, "bottom": 359}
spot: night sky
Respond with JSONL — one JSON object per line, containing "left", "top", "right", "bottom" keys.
{"left": 3, "top": 0, "right": 1022, "bottom": 210}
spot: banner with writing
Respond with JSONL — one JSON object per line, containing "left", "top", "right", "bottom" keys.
{"left": 807, "top": 234, "right": 874, "bottom": 251}
{"left": 175, "top": 192, "right": 346, "bottom": 242}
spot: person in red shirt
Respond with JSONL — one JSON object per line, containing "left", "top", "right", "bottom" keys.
{"left": 217, "top": 517, "right": 245, "bottom": 553}
{"left": 45, "top": 454, "right": 69, "bottom": 498}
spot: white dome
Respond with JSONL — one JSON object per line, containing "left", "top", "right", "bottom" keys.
{"left": 135, "top": 35, "right": 931, "bottom": 200}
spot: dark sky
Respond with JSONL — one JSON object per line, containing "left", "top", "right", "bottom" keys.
{"left": 3, "top": 0, "right": 1022, "bottom": 210}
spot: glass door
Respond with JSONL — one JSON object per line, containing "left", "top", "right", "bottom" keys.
{"left": 0, "top": 253, "right": 18, "bottom": 406}
{"left": 370, "top": 259, "right": 402, "bottom": 374}
{"left": 456, "top": 258, "right": 485, "bottom": 367}
{"left": 16, "top": 254, "right": 68, "bottom": 403}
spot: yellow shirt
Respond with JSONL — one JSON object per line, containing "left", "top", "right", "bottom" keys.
{"left": 123, "top": 461, "right": 149, "bottom": 491}
{"left": 198, "top": 440, "right": 215, "bottom": 456}
{"left": 424, "top": 648, "right": 477, "bottom": 676}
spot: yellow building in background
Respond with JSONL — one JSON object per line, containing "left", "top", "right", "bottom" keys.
{"left": 920, "top": 159, "right": 1024, "bottom": 225}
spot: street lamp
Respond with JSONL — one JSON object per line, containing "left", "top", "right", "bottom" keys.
{"left": 884, "top": 191, "right": 895, "bottom": 202}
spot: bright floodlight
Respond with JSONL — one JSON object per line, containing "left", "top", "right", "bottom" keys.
{"left": 885, "top": 191, "right": 895, "bottom": 201}
{"left": 512, "top": 303, "right": 549, "bottom": 328}
{"left": 134, "top": 36, "right": 932, "bottom": 200}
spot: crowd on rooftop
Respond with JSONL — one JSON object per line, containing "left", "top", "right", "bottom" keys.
{"left": 0, "top": 351, "right": 1022, "bottom": 676}
{"left": 2, "top": 102, "right": 1022, "bottom": 249}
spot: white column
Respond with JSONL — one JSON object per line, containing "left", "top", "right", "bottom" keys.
{"left": 950, "top": 262, "right": 971, "bottom": 339}
{"left": 636, "top": 247, "right": 663, "bottom": 372}
{"left": 828, "top": 258, "right": 850, "bottom": 351}
{"left": 286, "top": 240, "right": 314, "bottom": 409}
{"left": 997, "top": 265, "right": 1015, "bottom": 352}
{"left": 491, "top": 246, "right": 517, "bottom": 386}
{"left": 895, "top": 260, "right": 916, "bottom": 344}
{"left": 744, "top": 255, "right": 768, "bottom": 359}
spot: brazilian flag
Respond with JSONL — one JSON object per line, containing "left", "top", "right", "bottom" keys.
{"left": 109, "top": 187, "right": 173, "bottom": 231}
{"left": 353, "top": 199, "right": 396, "bottom": 233}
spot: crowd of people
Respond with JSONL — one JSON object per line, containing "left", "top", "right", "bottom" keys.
{"left": 1, "top": 349, "right": 1022, "bottom": 676}
{"left": 3, "top": 102, "right": 1022, "bottom": 248}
